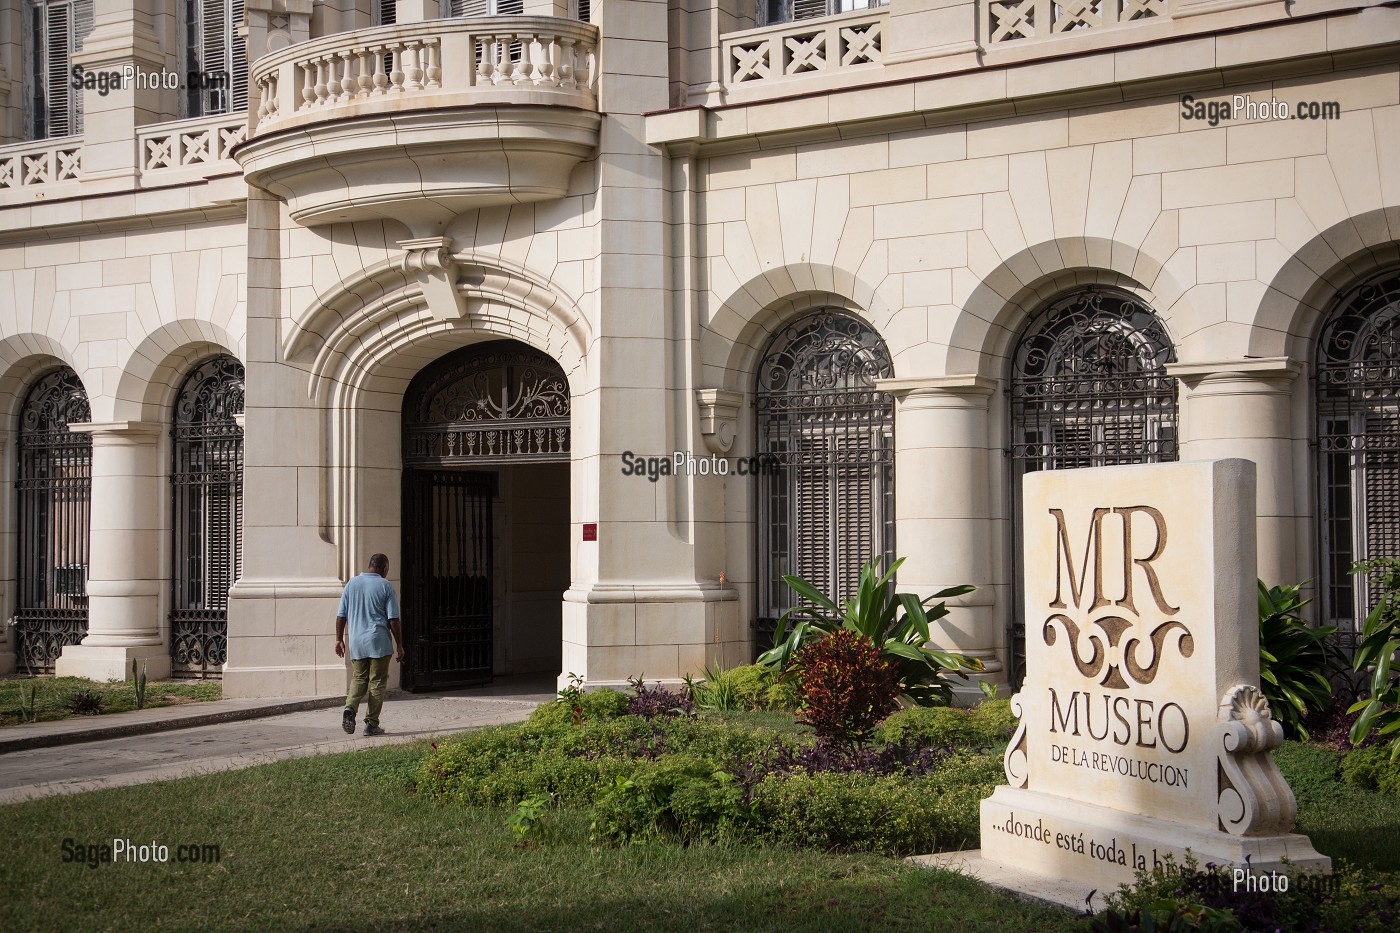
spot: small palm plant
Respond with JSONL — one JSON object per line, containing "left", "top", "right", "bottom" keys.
{"left": 1258, "top": 580, "right": 1337, "bottom": 740}
{"left": 757, "top": 557, "right": 983, "bottom": 707}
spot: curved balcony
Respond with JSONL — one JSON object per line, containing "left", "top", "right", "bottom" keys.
{"left": 236, "top": 17, "right": 600, "bottom": 232}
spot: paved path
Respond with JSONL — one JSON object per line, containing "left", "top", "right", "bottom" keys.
{"left": 0, "top": 680, "right": 555, "bottom": 805}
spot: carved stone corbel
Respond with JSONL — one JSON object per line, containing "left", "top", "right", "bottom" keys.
{"left": 1215, "top": 684, "right": 1298, "bottom": 836}
{"left": 396, "top": 237, "right": 466, "bottom": 320}
{"left": 695, "top": 389, "right": 744, "bottom": 454}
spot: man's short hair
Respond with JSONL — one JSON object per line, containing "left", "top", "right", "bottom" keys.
{"left": 368, "top": 553, "right": 389, "bottom": 573}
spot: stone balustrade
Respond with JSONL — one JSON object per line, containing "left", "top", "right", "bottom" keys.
{"left": 721, "top": 9, "right": 888, "bottom": 90}
{"left": 0, "top": 136, "right": 83, "bottom": 190}
{"left": 250, "top": 17, "right": 599, "bottom": 135}
{"left": 138, "top": 114, "right": 249, "bottom": 176}
{"left": 983, "top": 0, "right": 1170, "bottom": 45}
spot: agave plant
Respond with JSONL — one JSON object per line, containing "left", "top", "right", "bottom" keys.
{"left": 1258, "top": 580, "right": 1337, "bottom": 740}
{"left": 756, "top": 557, "right": 982, "bottom": 707}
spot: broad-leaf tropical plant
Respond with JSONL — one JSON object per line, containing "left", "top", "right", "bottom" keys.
{"left": 1257, "top": 580, "right": 1337, "bottom": 740}
{"left": 1348, "top": 557, "right": 1400, "bottom": 761}
{"left": 757, "top": 557, "right": 983, "bottom": 707}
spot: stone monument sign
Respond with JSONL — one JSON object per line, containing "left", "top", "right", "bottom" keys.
{"left": 981, "top": 459, "right": 1330, "bottom": 889}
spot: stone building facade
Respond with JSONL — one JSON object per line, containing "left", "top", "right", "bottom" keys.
{"left": 0, "top": 0, "right": 1396, "bottom": 697}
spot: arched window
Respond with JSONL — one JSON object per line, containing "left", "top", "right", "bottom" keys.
{"left": 170, "top": 357, "right": 244, "bottom": 678}
{"left": 14, "top": 367, "right": 91, "bottom": 672}
{"left": 1007, "top": 287, "right": 1178, "bottom": 684}
{"left": 1315, "top": 268, "right": 1400, "bottom": 651}
{"left": 754, "top": 309, "right": 895, "bottom": 631}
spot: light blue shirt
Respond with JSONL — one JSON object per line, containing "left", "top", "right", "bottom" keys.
{"left": 338, "top": 573, "right": 400, "bottom": 661}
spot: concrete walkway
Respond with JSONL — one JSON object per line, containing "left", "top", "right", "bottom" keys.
{"left": 0, "top": 678, "right": 556, "bottom": 805}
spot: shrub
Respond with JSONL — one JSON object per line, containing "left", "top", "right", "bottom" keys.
{"left": 1258, "top": 580, "right": 1337, "bottom": 740}
{"left": 588, "top": 754, "right": 748, "bottom": 845}
{"left": 689, "top": 663, "right": 792, "bottom": 711}
{"left": 1348, "top": 557, "right": 1400, "bottom": 761}
{"left": 1341, "top": 745, "right": 1400, "bottom": 798}
{"left": 877, "top": 699, "right": 1016, "bottom": 749}
{"left": 758, "top": 556, "right": 982, "bottom": 706}
{"left": 527, "top": 686, "right": 628, "bottom": 729}
{"left": 625, "top": 677, "right": 694, "bottom": 719}
{"left": 792, "top": 629, "right": 900, "bottom": 745}
{"left": 65, "top": 689, "right": 104, "bottom": 714}
{"left": 1100, "top": 854, "right": 1400, "bottom": 933}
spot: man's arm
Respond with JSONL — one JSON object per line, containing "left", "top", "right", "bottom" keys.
{"left": 335, "top": 616, "right": 347, "bottom": 658}
{"left": 389, "top": 618, "right": 404, "bottom": 663}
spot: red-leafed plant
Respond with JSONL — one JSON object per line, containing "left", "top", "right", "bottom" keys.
{"left": 792, "top": 629, "right": 901, "bottom": 747}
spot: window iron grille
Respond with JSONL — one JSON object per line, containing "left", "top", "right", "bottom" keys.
{"left": 14, "top": 367, "right": 91, "bottom": 673}
{"left": 1315, "top": 268, "right": 1400, "bottom": 666}
{"left": 169, "top": 357, "right": 244, "bottom": 678}
{"left": 754, "top": 310, "right": 895, "bottom": 646}
{"left": 1007, "top": 287, "right": 1179, "bottom": 687}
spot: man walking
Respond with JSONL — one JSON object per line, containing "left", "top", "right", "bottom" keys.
{"left": 335, "top": 553, "right": 405, "bottom": 736}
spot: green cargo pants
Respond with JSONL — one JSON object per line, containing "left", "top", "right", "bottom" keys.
{"left": 345, "top": 655, "right": 391, "bottom": 728}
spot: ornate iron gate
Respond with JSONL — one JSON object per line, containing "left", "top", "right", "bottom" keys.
{"left": 169, "top": 357, "right": 244, "bottom": 677}
{"left": 1316, "top": 268, "right": 1400, "bottom": 661}
{"left": 400, "top": 341, "right": 570, "bottom": 689}
{"left": 754, "top": 310, "right": 895, "bottom": 653}
{"left": 14, "top": 367, "right": 92, "bottom": 673}
{"left": 1007, "top": 287, "right": 1179, "bottom": 686}
{"left": 401, "top": 470, "right": 495, "bottom": 690}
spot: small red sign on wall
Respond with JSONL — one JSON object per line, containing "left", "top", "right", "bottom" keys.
{"left": 582, "top": 523, "right": 597, "bottom": 541}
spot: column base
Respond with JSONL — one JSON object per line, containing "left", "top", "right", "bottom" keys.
{"left": 980, "top": 786, "right": 1330, "bottom": 891}
{"left": 55, "top": 644, "right": 171, "bottom": 681}
{"left": 223, "top": 663, "right": 351, "bottom": 699}
{"left": 0, "top": 649, "right": 15, "bottom": 676}
{"left": 560, "top": 584, "right": 741, "bottom": 688}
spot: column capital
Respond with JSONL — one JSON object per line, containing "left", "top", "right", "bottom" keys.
{"left": 875, "top": 374, "right": 997, "bottom": 399}
{"left": 1164, "top": 357, "right": 1302, "bottom": 385}
{"left": 67, "top": 420, "right": 164, "bottom": 441}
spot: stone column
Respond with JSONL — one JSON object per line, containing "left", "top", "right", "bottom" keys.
{"left": 56, "top": 420, "right": 171, "bottom": 680}
{"left": 877, "top": 375, "right": 1004, "bottom": 699}
{"left": 1165, "top": 358, "right": 1302, "bottom": 588}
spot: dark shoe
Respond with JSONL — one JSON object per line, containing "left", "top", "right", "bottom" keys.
{"left": 364, "top": 724, "right": 386, "bottom": 737}
{"left": 342, "top": 707, "right": 355, "bottom": 734}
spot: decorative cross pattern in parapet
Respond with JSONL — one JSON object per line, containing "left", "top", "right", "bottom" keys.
{"left": 724, "top": 11, "right": 886, "bottom": 86}
{"left": 0, "top": 139, "right": 82, "bottom": 189}
{"left": 985, "top": 0, "right": 1167, "bottom": 44}
{"left": 140, "top": 116, "right": 249, "bottom": 172}
{"left": 252, "top": 18, "right": 600, "bottom": 131}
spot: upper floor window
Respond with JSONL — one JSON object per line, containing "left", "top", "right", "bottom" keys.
{"left": 447, "top": 0, "right": 525, "bottom": 15}
{"left": 26, "top": 0, "right": 94, "bottom": 139}
{"left": 185, "top": 0, "right": 248, "bottom": 116}
{"left": 758, "top": 0, "right": 884, "bottom": 26}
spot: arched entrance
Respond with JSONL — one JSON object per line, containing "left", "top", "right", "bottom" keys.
{"left": 400, "top": 340, "right": 570, "bottom": 690}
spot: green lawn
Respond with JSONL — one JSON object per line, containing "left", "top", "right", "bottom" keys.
{"left": 0, "top": 676, "right": 221, "bottom": 726}
{"left": 0, "top": 740, "right": 1082, "bottom": 933}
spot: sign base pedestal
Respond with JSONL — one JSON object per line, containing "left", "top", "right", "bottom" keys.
{"left": 981, "top": 786, "right": 1331, "bottom": 891}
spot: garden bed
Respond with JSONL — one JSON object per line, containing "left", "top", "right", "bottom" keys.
{"left": 0, "top": 676, "right": 221, "bottom": 726}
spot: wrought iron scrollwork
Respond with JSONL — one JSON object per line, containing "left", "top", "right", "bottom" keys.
{"left": 1315, "top": 268, "right": 1400, "bottom": 664}
{"left": 755, "top": 310, "right": 895, "bottom": 622}
{"left": 1007, "top": 287, "right": 1179, "bottom": 688}
{"left": 170, "top": 357, "right": 244, "bottom": 678}
{"left": 14, "top": 368, "right": 92, "bottom": 673}
{"left": 403, "top": 341, "right": 571, "bottom": 466}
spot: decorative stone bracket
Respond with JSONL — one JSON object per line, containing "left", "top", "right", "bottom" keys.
{"left": 396, "top": 237, "right": 465, "bottom": 320}
{"left": 243, "top": 0, "right": 312, "bottom": 61}
{"left": 695, "top": 389, "right": 744, "bottom": 454}
{"left": 1215, "top": 684, "right": 1298, "bottom": 836}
